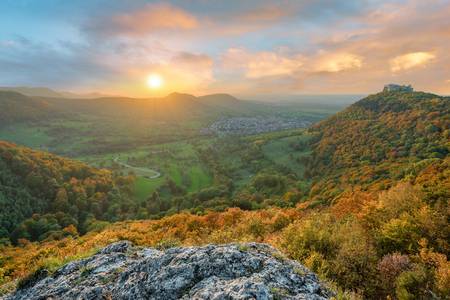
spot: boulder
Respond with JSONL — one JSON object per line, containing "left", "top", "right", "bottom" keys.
{"left": 4, "top": 242, "right": 334, "bottom": 300}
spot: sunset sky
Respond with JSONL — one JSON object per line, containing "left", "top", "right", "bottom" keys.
{"left": 0, "top": 0, "right": 449, "bottom": 97}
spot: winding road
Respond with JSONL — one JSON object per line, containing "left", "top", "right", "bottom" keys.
{"left": 113, "top": 156, "right": 161, "bottom": 179}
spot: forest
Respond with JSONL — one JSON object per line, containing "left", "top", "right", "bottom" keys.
{"left": 0, "top": 141, "right": 135, "bottom": 244}
{"left": 0, "top": 90, "right": 448, "bottom": 299}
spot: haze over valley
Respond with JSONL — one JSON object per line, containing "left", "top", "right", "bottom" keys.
{"left": 0, "top": 1, "right": 449, "bottom": 299}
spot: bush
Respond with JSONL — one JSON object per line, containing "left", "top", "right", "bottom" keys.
{"left": 377, "top": 253, "right": 411, "bottom": 297}
{"left": 304, "top": 251, "right": 330, "bottom": 278}
{"left": 281, "top": 214, "right": 338, "bottom": 261}
{"left": 377, "top": 213, "right": 420, "bottom": 255}
{"left": 395, "top": 266, "right": 429, "bottom": 300}
{"left": 154, "top": 238, "right": 181, "bottom": 250}
{"left": 247, "top": 219, "right": 266, "bottom": 239}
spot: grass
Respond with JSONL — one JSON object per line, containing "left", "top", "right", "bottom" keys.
{"left": 114, "top": 141, "right": 215, "bottom": 201}
{"left": 262, "top": 133, "right": 312, "bottom": 177}
{"left": 1, "top": 119, "right": 313, "bottom": 204}
{"left": 238, "top": 244, "right": 250, "bottom": 252}
{"left": 0, "top": 124, "right": 50, "bottom": 148}
{"left": 133, "top": 177, "right": 165, "bottom": 202}
{"left": 187, "top": 166, "right": 212, "bottom": 192}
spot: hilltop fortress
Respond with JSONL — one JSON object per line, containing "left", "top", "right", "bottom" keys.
{"left": 383, "top": 84, "right": 414, "bottom": 92}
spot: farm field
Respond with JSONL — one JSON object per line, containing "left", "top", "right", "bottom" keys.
{"left": 0, "top": 124, "right": 50, "bottom": 149}
{"left": 1, "top": 3, "right": 448, "bottom": 299}
{"left": 0, "top": 96, "right": 329, "bottom": 207}
{"left": 70, "top": 129, "right": 314, "bottom": 204}
{"left": 261, "top": 133, "right": 313, "bottom": 177}
{"left": 77, "top": 139, "right": 215, "bottom": 202}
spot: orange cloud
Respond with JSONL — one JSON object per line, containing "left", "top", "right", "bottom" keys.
{"left": 237, "top": 5, "right": 291, "bottom": 23}
{"left": 169, "top": 52, "right": 214, "bottom": 85}
{"left": 223, "top": 48, "right": 303, "bottom": 78}
{"left": 390, "top": 52, "right": 435, "bottom": 72}
{"left": 314, "top": 52, "right": 363, "bottom": 73}
{"left": 88, "top": 3, "right": 198, "bottom": 37}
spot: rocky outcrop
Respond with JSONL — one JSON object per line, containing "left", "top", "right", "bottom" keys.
{"left": 5, "top": 241, "right": 334, "bottom": 300}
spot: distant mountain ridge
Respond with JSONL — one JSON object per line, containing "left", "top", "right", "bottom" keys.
{"left": 0, "top": 89, "right": 448, "bottom": 299}
{"left": 42, "top": 91, "right": 254, "bottom": 120}
{"left": 0, "top": 91, "right": 56, "bottom": 125}
{"left": 0, "top": 86, "right": 113, "bottom": 99}
{"left": 0, "top": 90, "right": 275, "bottom": 126}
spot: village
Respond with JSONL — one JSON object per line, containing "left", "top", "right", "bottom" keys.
{"left": 206, "top": 117, "right": 312, "bottom": 135}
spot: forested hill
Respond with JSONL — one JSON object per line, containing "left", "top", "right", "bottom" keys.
{"left": 306, "top": 90, "right": 449, "bottom": 202}
{"left": 0, "top": 92, "right": 448, "bottom": 299}
{"left": 0, "top": 141, "right": 134, "bottom": 244}
{"left": 0, "top": 91, "right": 55, "bottom": 126}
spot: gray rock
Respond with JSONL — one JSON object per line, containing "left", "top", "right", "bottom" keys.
{"left": 3, "top": 242, "right": 334, "bottom": 300}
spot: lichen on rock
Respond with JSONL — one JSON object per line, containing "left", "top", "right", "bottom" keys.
{"left": 4, "top": 241, "right": 334, "bottom": 300}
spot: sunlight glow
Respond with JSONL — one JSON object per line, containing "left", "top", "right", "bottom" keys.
{"left": 147, "top": 74, "right": 164, "bottom": 89}
{"left": 390, "top": 52, "right": 435, "bottom": 72}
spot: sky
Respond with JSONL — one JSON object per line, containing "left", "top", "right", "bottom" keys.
{"left": 0, "top": 0, "right": 449, "bottom": 98}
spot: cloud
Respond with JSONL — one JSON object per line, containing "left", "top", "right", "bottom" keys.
{"left": 1, "top": 0, "right": 449, "bottom": 95}
{"left": 0, "top": 37, "right": 114, "bottom": 88}
{"left": 222, "top": 48, "right": 303, "bottom": 78}
{"left": 314, "top": 52, "right": 363, "bottom": 73}
{"left": 295, "top": 1, "right": 450, "bottom": 93}
{"left": 169, "top": 52, "right": 214, "bottom": 83}
{"left": 86, "top": 3, "right": 198, "bottom": 37}
{"left": 200, "top": 0, "right": 372, "bottom": 37}
{"left": 390, "top": 51, "right": 436, "bottom": 72}
{"left": 116, "top": 50, "right": 215, "bottom": 96}
{"left": 236, "top": 5, "right": 291, "bottom": 23}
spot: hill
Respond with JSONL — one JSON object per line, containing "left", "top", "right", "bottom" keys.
{"left": 0, "top": 141, "right": 135, "bottom": 243}
{"left": 42, "top": 92, "right": 270, "bottom": 120}
{"left": 0, "top": 91, "right": 55, "bottom": 126}
{"left": 0, "top": 91, "right": 254, "bottom": 125}
{"left": 1, "top": 90, "right": 326, "bottom": 125}
{"left": 0, "top": 86, "right": 114, "bottom": 99}
{"left": 0, "top": 87, "right": 64, "bottom": 98}
{"left": 0, "top": 90, "right": 448, "bottom": 299}
{"left": 306, "top": 90, "right": 449, "bottom": 203}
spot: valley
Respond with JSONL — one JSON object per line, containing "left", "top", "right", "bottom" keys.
{"left": 1, "top": 2, "right": 449, "bottom": 299}
{"left": 0, "top": 89, "right": 448, "bottom": 299}
{"left": 0, "top": 91, "right": 330, "bottom": 210}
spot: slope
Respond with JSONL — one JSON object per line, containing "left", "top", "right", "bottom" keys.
{"left": 306, "top": 90, "right": 449, "bottom": 202}
{"left": 0, "top": 141, "right": 134, "bottom": 243}
{"left": 0, "top": 91, "right": 55, "bottom": 126}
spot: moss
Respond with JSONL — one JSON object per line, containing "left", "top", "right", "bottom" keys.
{"left": 238, "top": 244, "right": 249, "bottom": 252}
{"left": 80, "top": 266, "right": 94, "bottom": 278}
{"left": 155, "top": 238, "right": 181, "bottom": 250}
{"left": 270, "top": 287, "right": 290, "bottom": 299}
{"left": 293, "top": 267, "right": 306, "bottom": 276}
{"left": 272, "top": 252, "right": 287, "bottom": 262}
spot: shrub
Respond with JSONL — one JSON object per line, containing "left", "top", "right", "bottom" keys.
{"left": 247, "top": 219, "right": 266, "bottom": 239}
{"left": 395, "top": 266, "right": 429, "bottom": 300}
{"left": 377, "top": 213, "right": 420, "bottom": 255}
{"left": 377, "top": 253, "right": 411, "bottom": 297}
{"left": 304, "top": 251, "right": 330, "bottom": 278}
{"left": 154, "top": 238, "right": 181, "bottom": 250}
{"left": 281, "top": 214, "right": 338, "bottom": 261}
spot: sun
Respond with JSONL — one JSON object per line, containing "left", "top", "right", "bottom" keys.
{"left": 147, "top": 74, "right": 164, "bottom": 89}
